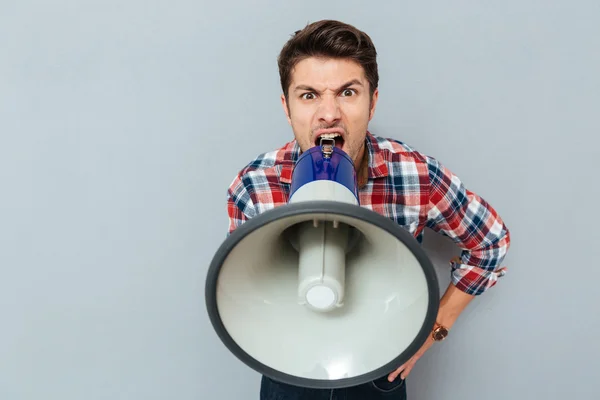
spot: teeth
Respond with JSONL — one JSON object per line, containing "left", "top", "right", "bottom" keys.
{"left": 319, "top": 133, "right": 341, "bottom": 139}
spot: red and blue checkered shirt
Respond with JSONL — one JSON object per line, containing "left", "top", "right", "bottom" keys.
{"left": 226, "top": 132, "right": 511, "bottom": 296}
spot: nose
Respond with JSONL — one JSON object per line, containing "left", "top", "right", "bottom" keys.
{"left": 316, "top": 95, "right": 341, "bottom": 125}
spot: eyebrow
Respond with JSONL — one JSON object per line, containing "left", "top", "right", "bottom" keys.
{"left": 293, "top": 79, "right": 364, "bottom": 93}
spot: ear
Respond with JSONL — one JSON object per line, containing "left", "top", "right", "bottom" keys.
{"left": 368, "top": 88, "right": 379, "bottom": 121}
{"left": 281, "top": 94, "right": 292, "bottom": 125}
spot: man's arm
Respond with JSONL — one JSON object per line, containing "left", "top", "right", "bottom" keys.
{"left": 388, "top": 156, "right": 511, "bottom": 381}
{"left": 426, "top": 154, "right": 511, "bottom": 336}
{"left": 425, "top": 155, "right": 511, "bottom": 297}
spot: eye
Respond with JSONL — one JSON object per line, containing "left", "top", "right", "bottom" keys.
{"left": 341, "top": 89, "right": 356, "bottom": 97}
{"left": 301, "top": 92, "right": 316, "bottom": 100}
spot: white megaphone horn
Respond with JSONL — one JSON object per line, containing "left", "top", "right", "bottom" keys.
{"left": 205, "top": 138, "right": 440, "bottom": 389}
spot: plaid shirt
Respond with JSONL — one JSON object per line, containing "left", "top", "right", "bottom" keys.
{"left": 226, "top": 132, "right": 511, "bottom": 296}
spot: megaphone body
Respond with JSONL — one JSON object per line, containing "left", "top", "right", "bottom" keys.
{"left": 205, "top": 140, "right": 440, "bottom": 389}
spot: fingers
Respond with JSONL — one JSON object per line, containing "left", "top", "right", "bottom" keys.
{"left": 386, "top": 338, "right": 435, "bottom": 382}
{"left": 400, "top": 364, "right": 414, "bottom": 380}
{"left": 387, "top": 364, "right": 405, "bottom": 382}
{"left": 387, "top": 360, "right": 413, "bottom": 382}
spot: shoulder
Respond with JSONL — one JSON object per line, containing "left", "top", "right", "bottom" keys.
{"left": 231, "top": 139, "right": 294, "bottom": 182}
{"left": 227, "top": 140, "right": 296, "bottom": 209}
{"left": 368, "top": 132, "right": 438, "bottom": 168}
{"left": 367, "top": 132, "right": 454, "bottom": 191}
{"left": 235, "top": 147, "right": 288, "bottom": 178}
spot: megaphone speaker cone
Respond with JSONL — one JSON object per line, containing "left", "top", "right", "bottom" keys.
{"left": 205, "top": 145, "right": 440, "bottom": 389}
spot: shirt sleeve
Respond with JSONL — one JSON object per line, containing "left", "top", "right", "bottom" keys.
{"left": 425, "top": 156, "right": 511, "bottom": 296}
{"left": 226, "top": 174, "right": 256, "bottom": 236}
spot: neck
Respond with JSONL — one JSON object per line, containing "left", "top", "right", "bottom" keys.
{"left": 356, "top": 142, "right": 369, "bottom": 188}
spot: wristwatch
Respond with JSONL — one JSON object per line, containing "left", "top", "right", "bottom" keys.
{"left": 431, "top": 322, "right": 449, "bottom": 342}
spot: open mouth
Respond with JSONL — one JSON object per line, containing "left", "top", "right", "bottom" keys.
{"left": 315, "top": 133, "right": 345, "bottom": 150}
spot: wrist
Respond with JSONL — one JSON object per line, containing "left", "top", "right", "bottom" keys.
{"left": 430, "top": 283, "right": 476, "bottom": 342}
{"left": 431, "top": 321, "right": 450, "bottom": 342}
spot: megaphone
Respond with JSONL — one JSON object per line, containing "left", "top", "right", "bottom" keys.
{"left": 205, "top": 138, "right": 440, "bottom": 389}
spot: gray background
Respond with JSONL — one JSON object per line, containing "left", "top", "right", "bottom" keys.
{"left": 1, "top": 0, "right": 598, "bottom": 399}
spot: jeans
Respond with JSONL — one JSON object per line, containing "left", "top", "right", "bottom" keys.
{"left": 260, "top": 374, "right": 407, "bottom": 400}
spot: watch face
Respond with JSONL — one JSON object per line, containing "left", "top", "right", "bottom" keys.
{"left": 433, "top": 327, "right": 448, "bottom": 341}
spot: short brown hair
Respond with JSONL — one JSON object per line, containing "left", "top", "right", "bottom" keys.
{"left": 277, "top": 20, "right": 379, "bottom": 101}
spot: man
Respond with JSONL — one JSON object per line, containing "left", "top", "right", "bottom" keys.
{"left": 225, "top": 20, "right": 511, "bottom": 400}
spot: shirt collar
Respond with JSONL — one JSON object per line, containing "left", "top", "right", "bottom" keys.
{"left": 279, "top": 131, "right": 389, "bottom": 184}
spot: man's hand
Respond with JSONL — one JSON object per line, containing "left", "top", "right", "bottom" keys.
{"left": 387, "top": 335, "right": 434, "bottom": 381}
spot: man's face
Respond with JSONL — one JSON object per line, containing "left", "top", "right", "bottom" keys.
{"left": 281, "top": 57, "right": 379, "bottom": 167}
